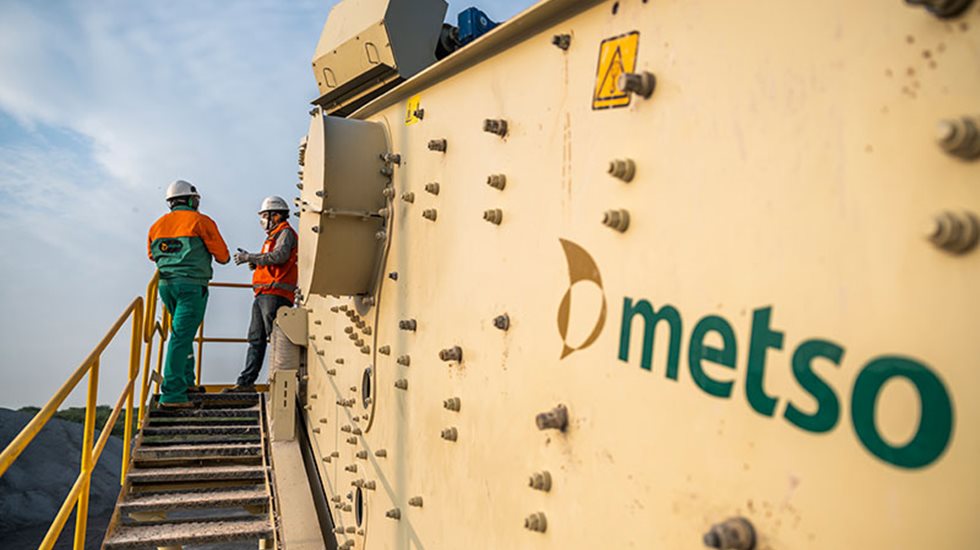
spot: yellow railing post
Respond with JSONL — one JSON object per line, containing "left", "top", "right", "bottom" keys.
{"left": 138, "top": 334, "right": 153, "bottom": 427}
{"left": 122, "top": 303, "right": 143, "bottom": 484}
{"left": 73, "top": 358, "right": 99, "bottom": 550}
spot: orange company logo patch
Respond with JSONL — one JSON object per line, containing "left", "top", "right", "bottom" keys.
{"left": 557, "top": 239, "right": 607, "bottom": 359}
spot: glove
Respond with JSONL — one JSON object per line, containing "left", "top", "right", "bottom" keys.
{"left": 234, "top": 248, "right": 253, "bottom": 265}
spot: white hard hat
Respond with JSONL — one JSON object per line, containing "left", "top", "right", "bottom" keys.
{"left": 165, "top": 180, "right": 200, "bottom": 200}
{"left": 259, "top": 196, "right": 290, "bottom": 214}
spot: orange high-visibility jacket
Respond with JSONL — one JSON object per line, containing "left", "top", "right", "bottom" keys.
{"left": 147, "top": 206, "right": 230, "bottom": 286}
{"left": 252, "top": 221, "right": 298, "bottom": 302}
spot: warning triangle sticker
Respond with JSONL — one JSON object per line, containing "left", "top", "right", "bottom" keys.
{"left": 596, "top": 46, "right": 628, "bottom": 101}
{"left": 592, "top": 32, "right": 639, "bottom": 110}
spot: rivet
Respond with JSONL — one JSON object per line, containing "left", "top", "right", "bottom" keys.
{"left": 310, "top": 393, "right": 318, "bottom": 399}
{"left": 936, "top": 117, "right": 980, "bottom": 160}
{"left": 345, "top": 526, "right": 356, "bottom": 534}
{"left": 401, "top": 192, "right": 415, "bottom": 203}
{"left": 339, "top": 305, "right": 348, "bottom": 311}
{"left": 319, "top": 418, "right": 328, "bottom": 424}
{"left": 487, "top": 174, "right": 507, "bottom": 190}
{"left": 336, "top": 358, "right": 345, "bottom": 364}
{"left": 379, "top": 345, "right": 391, "bottom": 355}
{"left": 493, "top": 314, "right": 510, "bottom": 331}
{"left": 926, "top": 211, "right": 980, "bottom": 253}
{"left": 345, "top": 327, "right": 354, "bottom": 334}
{"left": 441, "top": 427, "right": 458, "bottom": 441}
{"left": 552, "top": 34, "right": 571, "bottom": 50}
{"left": 346, "top": 437, "right": 358, "bottom": 445}
{"left": 536, "top": 404, "right": 569, "bottom": 431}
{"left": 362, "top": 296, "right": 376, "bottom": 306}
{"left": 382, "top": 186, "right": 395, "bottom": 199}
{"left": 341, "top": 425, "right": 352, "bottom": 433}
{"left": 331, "top": 306, "right": 339, "bottom": 312}
{"left": 617, "top": 71, "right": 656, "bottom": 98}
{"left": 354, "top": 339, "right": 364, "bottom": 347}
{"left": 356, "top": 450, "right": 368, "bottom": 459}
{"left": 331, "top": 451, "right": 340, "bottom": 457}
{"left": 443, "top": 397, "right": 461, "bottom": 412}
{"left": 348, "top": 334, "right": 358, "bottom": 341}
{"left": 408, "top": 496, "right": 424, "bottom": 507}
{"left": 425, "top": 182, "right": 440, "bottom": 195}
{"left": 349, "top": 386, "right": 357, "bottom": 392}
{"left": 363, "top": 480, "right": 376, "bottom": 490}
{"left": 314, "top": 320, "right": 322, "bottom": 325}
{"left": 386, "top": 508, "right": 401, "bottom": 520}
{"left": 296, "top": 183, "right": 304, "bottom": 190}
{"left": 428, "top": 139, "right": 447, "bottom": 152}
{"left": 311, "top": 226, "right": 320, "bottom": 233}
{"left": 315, "top": 190, "right": 325, "bottom": 198}
{"left": 334, "top": 527, "right": 344, "bottom": 534}
{"left": 483, "top": 119, "right": 508, "bottom": 137}
{"left": 375, "top": 449, "right": 388, "bottom": 457}
{"left": 316, "top": 349, "right": 325, "bottom": 356}
{"left": 305, "top": 404, "right": 313, "bottom": 411}
{"left": 524, "top": 512, "right": 547, "bottom": 533}
{"left": 703, "top": 517, "right": 756, "bottom": 550}
{"left": 331, "top": 495, "right": 342, "bottom": 503}
{"left": 375, "top": 230, "right": 387, "bottom": 240}
{"left": 388, "top": 272, "right": 399, "bottom": 280}
{"left": 309, "top": 335, "right": 315, "bottom": 340}
{"left": 422, "top": 209, "right": 438, "bottom": 221}
{"left": 528, "top": 471, "right": 552, "bottom": 492}
{"left": 607, "top": 158, "right": 636, "bottom": 182}
{"left": 342, "top": 504, "right": 352, "bottom": 512}
{"left": 397, "top": 355, "right": 411, "bottom": 366}
{"left": 413, "top": 108, "right": 425, "bottom": 120}
{"left": 356, "top": 320, "right": 366, "bottom": 328}
{"left": 602, "top": 209, "right": 630, "bottom": 232}
{"left": 351, "top": 428, "right": 362, "bottom": 435}
{"left": 394, "top": 379, "right": 409, "bottom": 390}
{"left": 439, "top": 346, "right": 463, "bottom": 362}
{"left": 360, "top": 346, "right": 371, "bottom": 354}
{"left": 327, "top": 368, "right": 337, "bottom": 375}
{"left": 323, "top": 456, "right": 332, "bottom": 463}
{"left": 381, "top": 152, "right": 402, "bottom": 165}
{"left": 483, "top": 209, "right": 503, "bottom": 225}
{"left": 399, "top": 319, "right": 418, "bottom": 331}
{"left": 345, "top": 464, "right": 357, "bottom": 473}
{"left": 363, "top": 327, "right": 372, "bottom": 335}
{"left": 324, "top": 335, "right": 332, "bottom": 341}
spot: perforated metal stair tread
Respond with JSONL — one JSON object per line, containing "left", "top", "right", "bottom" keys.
{"left": 119, "top": 486, "right": 269, "bottom": 513}
{"left": 134, "top": 443, "right": 262, "bottom": 459}
{"left": 141, "top": 425, "right": 261, "bottom": 436}
{"left": 148, "top": 407, "right": 260, "bottom": 418}
{"left": 140, "top": 433, "right": 262, "bottom": 446}
{"left": 103, "top": 518, "right": 272, "bottom": 549}
{"left": 127, "top": 464, "right": 268, "bottom": 484}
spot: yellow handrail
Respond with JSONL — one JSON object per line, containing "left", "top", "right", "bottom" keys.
{"left": 0, "top": 297, "right": 143, "bottom": 550}
{"left": 0, "top": 272, "right": 254, "bottom": 550}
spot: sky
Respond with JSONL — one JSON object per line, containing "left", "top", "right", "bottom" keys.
{"left": 0, "top": 0, "right": 534, "bottom": 408}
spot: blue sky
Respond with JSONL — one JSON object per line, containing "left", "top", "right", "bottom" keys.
{"left": 0, "top": 0, "right": 534, "bottom": 408}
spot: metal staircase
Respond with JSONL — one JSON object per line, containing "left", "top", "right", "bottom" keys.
{"left": 102, "top": 392, "right": 276, "bottom": 549}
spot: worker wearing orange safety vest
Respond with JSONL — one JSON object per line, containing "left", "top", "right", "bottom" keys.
{"left": 226, "top": 196, "right": 298, "bottom": 392}
{"left": 148, "top": 180, "right": 230, "bottom": 408}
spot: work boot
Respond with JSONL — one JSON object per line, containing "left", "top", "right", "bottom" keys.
{"left": 186, "top": 385, "right": 207, "bottom": 394}
{"left": 159, "top": 401, "right": 195, "bottom": 409}
{"left": 222, "top": 384, "right": 256, "bottom": 394}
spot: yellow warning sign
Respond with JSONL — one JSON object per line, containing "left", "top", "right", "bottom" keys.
{"left": 592, "top": 32, "right": 640, "bottom": 110}
{"left": 405, "top": 94, "right": 422, "bottom": 125}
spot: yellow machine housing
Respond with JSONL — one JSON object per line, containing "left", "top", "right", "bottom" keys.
{"left": 293, "top": 0, "right": 980, "bottom": 548}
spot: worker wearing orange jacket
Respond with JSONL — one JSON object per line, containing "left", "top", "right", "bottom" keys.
{"left": 225, "top": 196, "right": 298, "bottom": 392}
{"left": 148, "top": 180, "right": 230, "bottom": 407}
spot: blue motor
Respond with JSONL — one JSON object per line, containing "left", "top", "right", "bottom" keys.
{"left": 456, "top": 7, "right": 499, "bottom": 45}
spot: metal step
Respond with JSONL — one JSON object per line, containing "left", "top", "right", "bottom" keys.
{"left": 187, "top": 392, "right": 260, "bottom": 408}
{"left": 103, "top": 517, "right": 272, "bottom": 549}
{"left": 134, "top": 443, "right": 262, "bottom": 461}
{"left": 118, "top": 486, "right": 268, "bottom": 514}
{"left": 140, "top": 433, "right": 262, "bottom": 446}
{"left": 142, "top": 425, "right": 261, "bottom": 436}
{"left": 127, "top": 465, "right": 268, "bottom": 484}
{"left": 148, "top": 407, "right": 260, "bottom": 419}
{"left": 145, "top": 415, "right": 259, "bottom": 426}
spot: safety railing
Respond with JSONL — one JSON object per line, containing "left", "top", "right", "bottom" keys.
{"left": 0, "top": 272, "right": 255, "bottom": 550}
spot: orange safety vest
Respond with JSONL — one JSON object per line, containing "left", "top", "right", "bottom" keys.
{"left": 253, "top": 221, "right": 298, "bottom": 302}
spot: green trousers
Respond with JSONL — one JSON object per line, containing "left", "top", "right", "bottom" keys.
{"left": 158, "top": 283, "right": 209, "bottom": 403}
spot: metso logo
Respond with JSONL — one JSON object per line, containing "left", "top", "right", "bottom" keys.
{"left": 557, "top": 239, "right": 607, "bottom": 359}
